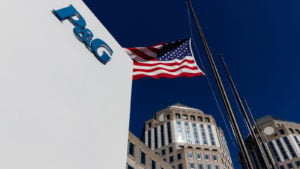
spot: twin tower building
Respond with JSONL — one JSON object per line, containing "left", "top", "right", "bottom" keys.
{"left": 127, "top": 103, "right": 234, "bottom": 169}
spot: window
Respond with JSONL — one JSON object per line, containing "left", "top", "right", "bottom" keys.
{"left": 287, "top": 163, "right": 293, "bottom": 169}
{"left": 188, "top": 152, "right": 193, "bottom": 159}
{"left": 176, "top": 121, "right": 184, "bottom": 142}
{"left": 191, "top": 115, "right": 195, "bottom": 121}
{"left": 183, "top": 115, "right": 188, "bottom": 120}
{"left": 176, "top": 114, "right": 180, "bottom": 119}
{"left": 289, "top": 128, "right": 294, "bottom": 133}
{"left": 140, "top": 151, "right": 146, "bottom": 165}
{"left": 205, "top": 117, "right": 210, "bottom": 123}
{"left": 198, "top": 164, "right": 203, "bottom": 169}
{"left": 161, "top": 125, "right": 165, "bottom": 146}
{"left": 169, "top": 147, "right": 173, "bottom": 153}
{"left": 178, "top": 164, "right": 183, "bottom": 169}
{"left": 207, "top": 164, "right": 211, "bottom": 169}
{"left": 212, "top": 155, "right": 217, "bottom": 161}
{"left": 166, "top": 114, "right": 170, "bottom": 120}
{"left": 192, "top": 123, "right": 200, "bottom": 144}
{"left": 296, "top": 161, "right": 300, "bottom": 167}
{"left": 215, "top": 165, "right": 219, "bottom": 169}
{"left": 200, "top": 124, "right": 208, "bottom": 145}
{"left": 151, "top": 160, "right": 156, "bottom": 169}
{"left": 169, "top": 156, "right": 174, "bottom": 162}
{"left": 189, "top": 162, "right": 194, "bottom": 169}
{"left": 198, "top": 116, "right": 203, "bottom": 122}
{"left": 128, "top": 142, "right": 135, "bottom": 156}
{"left": 279, "top": 129, "right": 285, "bottom": 135}
{"left": 127, "top": 164, "right": 134, "bottom": 169}
{"left": 205, "top": 154, "right": 209, "bottom": 161}
{"left": 161, "top": 149, "right": 166, "bottom": 155}
{"left": 208, "top": 125, "right": 216, "bottom": 146}
{"left": 148, "top": 130, "right": 152, "bottom": 149}
{"left": 197, "top": 153, "right": 201, "bottom": 160}
{"left": 177, "top": 153, "right": 182, "bottom": 160}
{"left": 167, "top": 122, "right": 172, "bottom": 144}
{"left": 279, "top": 165, "right": 284, "bottom": 169}
{"left": 154, "top": 128, "right": 158, "bottom": 149}
{"left": 185, "top": 122, "right": 192, "bottom": 143}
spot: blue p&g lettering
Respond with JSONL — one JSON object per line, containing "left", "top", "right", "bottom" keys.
{"left": 53, "top": 5, "right": 112, "bottom": 65}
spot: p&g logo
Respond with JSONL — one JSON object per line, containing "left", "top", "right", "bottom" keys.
{"left": 53, "top": 5, "right": 112, "bottom": 65}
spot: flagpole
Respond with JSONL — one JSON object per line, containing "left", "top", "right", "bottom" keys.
{"left": 243, "top": 98, "right": 280, "bottom": 169}
{"left": 219, "top": 54, "right": 272, "bottom": 169}
{"left": 185, "top": 0, "right": 253, "bottom": 168}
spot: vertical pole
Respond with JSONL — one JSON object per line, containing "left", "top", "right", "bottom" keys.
{"left": 185, "top": 0, "right": 254, "bottom": 168}
{"left": 219, "top": 54, "right": 271, "bottom": 169}
{"left": 243, "top": 99, "right": 280, "bottom": 169}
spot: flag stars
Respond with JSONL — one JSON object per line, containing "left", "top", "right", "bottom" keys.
{"left": 157, "top": 39, "right": 193, "bottom": 61}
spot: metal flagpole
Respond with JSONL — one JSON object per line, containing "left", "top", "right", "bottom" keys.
{"left": 243, "top": 98, "right": 280, "bottom": 169}
{"left": 219, "top": 54, "right": 271, "bottom": 169}
{"left": 185, "top": 0, "right": 254, "bottom": 168}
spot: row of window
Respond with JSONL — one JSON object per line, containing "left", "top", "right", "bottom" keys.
{"left": 127, "top": 160, "right": 161, "bottom": 169}
{"left": 278, "top": 128, "right": 300, "bottom": 135}
{"left": 128, "top": 142, "right": 160, "bottom": 168}
{"left": 175, "top": 114, "right": 211, "bottom": 123}
{"left": 268, "top": 136, "right": 298, "bottom": 162}
{"left": 190, "top": 162, "right": 219, "bottom": 169}
{"left": 279, "top": 160, "right": 300, "bottom": 169}
{"left": 288, "top": 128, "right": 300, "bottom": 134}
{"left": 160, "top": 151, "right": 218, "bottom": 164}
{"left": 128, "top": 142, "right": 147, "bottom": 165}
{"left": 176, "top": 122, "right": 216, "bottom": 146}
{"left": 188, "top": 152, "right": 218, "bottom": 162}
{"left": 164, "top": 153, "right": 182, "bottom": 163}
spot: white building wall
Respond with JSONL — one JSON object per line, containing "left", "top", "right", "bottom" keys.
{"left": 0, "top": 1, "right": 132, "bottom": 169}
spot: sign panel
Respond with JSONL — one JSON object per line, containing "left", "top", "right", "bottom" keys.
{"left": 0, "top": 0, "right": 132, "bottom": 169}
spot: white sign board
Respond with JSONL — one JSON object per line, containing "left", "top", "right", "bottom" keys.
{"left": 0, "top": 1, "right": 132, "bottom": 169}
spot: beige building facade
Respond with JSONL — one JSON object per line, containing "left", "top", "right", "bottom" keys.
{"left": 142, "top": 103, "right": 234, "bottom": 169}
{"left": 127, "top": 132, "right": 173, "bottom": 169}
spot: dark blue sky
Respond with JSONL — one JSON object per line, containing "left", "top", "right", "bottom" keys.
{"left": 83, "top": 0, "right": 300, "bottom": 168}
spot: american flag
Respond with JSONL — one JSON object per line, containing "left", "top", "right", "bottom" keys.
{"left": 124, "top": 39, "right": 204, "bottom": 80}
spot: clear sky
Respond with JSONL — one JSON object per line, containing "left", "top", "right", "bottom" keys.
{"left": 83, "top": 0, "right": 300, "bottom": 168}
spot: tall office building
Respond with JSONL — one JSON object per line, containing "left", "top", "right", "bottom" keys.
{"left": 143, "top": 103, "right": 234, "bottom": 169}
{"left": 243, "top": 115, "right": 300, "bottom": 169}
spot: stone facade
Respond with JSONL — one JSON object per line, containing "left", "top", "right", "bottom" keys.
{"left": 143, "top": 103, "right": 234, "bottom": 169}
